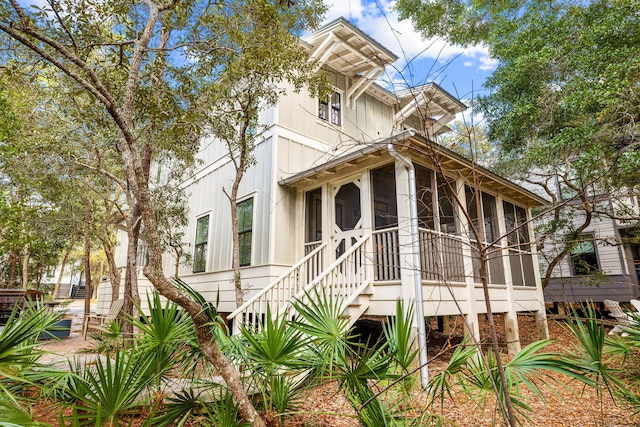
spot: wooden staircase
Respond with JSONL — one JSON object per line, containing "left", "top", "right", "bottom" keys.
{"left": 228, "top": 236, "right": 374, "bottom": 333}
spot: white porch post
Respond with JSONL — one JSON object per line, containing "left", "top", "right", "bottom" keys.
{"left": 360, "top": 170, "right": 375, "bottom": 282}
{"left": 496, "top": 195, "right": 521, "bottom": 355}
{"left": 321, "top": 183, "right": 332, "bottom": 257}
{"left": 529, "top": 208, "right": 549, "bottom": 340}
{"left": 457, "top": 179, "right": 481, "bottom": 343}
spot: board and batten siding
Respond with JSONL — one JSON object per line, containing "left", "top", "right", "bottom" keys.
{"left": 175, "top": 137, "right": 275, "bottom": 277}
{"left": 277, "top": 77, "right": 395, "bottom": 149}
{"left": 539, "top": 214, "right": 629, "bottom": 278}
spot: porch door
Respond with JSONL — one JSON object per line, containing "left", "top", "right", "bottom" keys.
{"left": 333, "top": 180, "right": 362, "bottom": 259}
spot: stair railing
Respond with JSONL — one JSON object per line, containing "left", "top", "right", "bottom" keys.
{"left": 279, "top": 235, "right": 373, "bottom": 322}
{"left": 228, "top": 242, "right": 327, "bottom": 333}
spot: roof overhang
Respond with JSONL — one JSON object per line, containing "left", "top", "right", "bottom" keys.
{"left": 303, "top": 18, "right": 399, "bottom": 108}
{"left": 279, "top": 131, "right": 548, "bottom": 208}
{"left": 394, "top": 83, "right": 468, "bottom": 136}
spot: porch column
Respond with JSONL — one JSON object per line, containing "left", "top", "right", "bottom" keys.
{"left": 457, "top": 179, "right": 481, "bottom": 343}
{"left": 496, "top": 195, "right": 521, "bottom": 355}
{"left": 321, "top": 183, "right": 332, "bottom": 257}
{"left": 394, "top": 162, "right": 417, "bottom": 306}
{"left": 359, "top": 169, "right": 375, "bottom": 285}
{"left": 528, "top": 208, "right": 549, "bottom": 340}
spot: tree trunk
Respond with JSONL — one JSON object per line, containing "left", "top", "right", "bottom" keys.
{"left": 125, "top": 139, "right": 266, "bottom": 426}
{"left": 21, "top": 244, "right": 29, "bottom": 289}
{"left": 8, "top": 251, "right": 18, "bottom": 287}
{"left": 53, "top": 241, "right": 75, "bottom": 300}
{"left": 122, "top": 204, "right": 142, "bottom": 339}
{"left": 83, "top": 215, "right": 92, "bottom": 317}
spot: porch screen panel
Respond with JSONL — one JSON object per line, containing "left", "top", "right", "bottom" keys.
{"left": 482, "top": 193, "right": 498, "bottom": 244}
{"left": 372, "top": 164, "right": 400, "bottom": 280}
{"left": 371, "top": 164, "right": 398, "bottom": 229}
{"left": 503, "top": 201, "right": 536, "bottom": 287}
{"left": 305, "top": 188, "right": 322, "bottom": 244}
{"left": 415, "top": 165, "right": 434, "bottom": 229}
{"left": 437, "top": 175, "right": 457, "bottom": 234}
{"left": 420, "top": 230, "right": 465, "bottom": 282}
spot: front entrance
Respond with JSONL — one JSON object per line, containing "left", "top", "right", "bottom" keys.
{"left": 333, "top": 180, "right": 362, "bottom": 259}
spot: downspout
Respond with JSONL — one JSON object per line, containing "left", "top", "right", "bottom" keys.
{"left": 387, "top": 143, "right": 429, "bottom": 389}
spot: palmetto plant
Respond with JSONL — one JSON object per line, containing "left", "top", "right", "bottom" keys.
{"left": 239, "top": 306, "right": 309, "bottom": 423}
{"left": 429, "top": 338, "right": 587, "bottom": 425}
{"left": 129, "top": 291, "right": 197, "bottom": 386}
{"left": 61, "top": 349, "right": 155, "bottom": 426}
{"left": 0, "top": 300, "right": 62, "bottom": 417}
{"left": 291, "top": 289, "right": 401, "bottom": 427}
{"left": 559, "top": 303, "right": 629, "bottom": 422}
{"left": 383, "top": 299, "right": 418, "bottom": 393}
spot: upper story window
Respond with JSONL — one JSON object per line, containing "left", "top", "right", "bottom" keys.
{"left": 570, "top": 234, "right": 599, "bottom": 275}
{"left": 193, "top": 215, "right": 209, "bottom": 273}
{"left": 318, "top": 91, "right": 342, "bottom": 126}
{"left": 237, "top": 198, "right": 254, "bottom": 267}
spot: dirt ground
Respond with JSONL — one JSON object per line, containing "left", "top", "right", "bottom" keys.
{"left": 36, "top": 314, "right": 640, "bottom": 426}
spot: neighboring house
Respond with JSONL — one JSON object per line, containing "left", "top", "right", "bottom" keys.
{"left": 41, "top": 262, "right": 83, "bottom": 299}
{"left": 98, "top": 18, "right": 549, "bottom": 354}
{"left": 531, "top": 171, "right": 640, "bottom": 305}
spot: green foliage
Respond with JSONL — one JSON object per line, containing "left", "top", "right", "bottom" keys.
{"left": 239, "top": 307, "right": 308, "bottom": 421}
{"left": 397, "top": 0, "right": 640, "bottom": 189}
{"left": 291, "top": 290, "right": 400, "bottom": 426}
{"left": 129, "top": 291, "right": 196, "bottom": 386}
{"left": 428, "top": 338, "right": 593, "bottom": 425}
{"left": 383, "top": 299, "right": 419, "bottom": 392}
{"left": 0, "top": 301, "right": 61, "bottom": 405}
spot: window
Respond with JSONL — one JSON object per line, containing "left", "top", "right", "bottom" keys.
{"left": 503, "top": 201, "right": 530, "bottom": 250}
{"left": 570, "top": 234, "right": 599, "bottom": 275}
{"left": 237, "top": 198, "right": 254, "bottom": 267}
{"left": 136, "top": 239, "right": 149, "bottom": 267}
{"left": 318, "top": 91, "right": 341, "bottom": 126}
{"left": 193, "top": 215, "right": 209, "bottom": 273}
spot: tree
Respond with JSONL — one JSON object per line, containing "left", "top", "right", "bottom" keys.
{"left": 396, "top": 0, "right": 640, "bottom": 286}
{"left": 0, "top": 1, "right": 325, "bottom": 424}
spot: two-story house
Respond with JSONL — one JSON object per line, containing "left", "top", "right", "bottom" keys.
{"left": 98, "top": 18, "right": 549, "bottom": 356}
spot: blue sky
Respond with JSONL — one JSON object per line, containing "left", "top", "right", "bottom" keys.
{"left": 322, "top": 0, "right": 496, "bottom": 103}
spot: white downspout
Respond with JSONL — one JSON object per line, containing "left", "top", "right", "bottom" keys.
{"left": 387, "top": 143, "right": 429, "bottom": 388}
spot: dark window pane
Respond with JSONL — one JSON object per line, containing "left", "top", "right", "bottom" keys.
{"left": 305, "top": 188, "right": 322, "bottom": 242}
{"left": 482, "top": 192, "right": 497, "bottom": 243}
{"left": 503, "top": 201, "right": 517, "bottom": 247}
{"left": 237, "top": 198, "right": 253, "bottom": 267}
{"left": 570, "top": 235, "right": 599, "bottom": 275}
{"left": 331, "top": 92, "right": 341, "bottom": 126}
{"left": 515, "top": 205, "right": 529, "bottom": 250}
{"left": 437, "top": 175, "right": 457, "bottom": 233}
{"left": 193, "top": 215, "right": 209, "bottom": 273}
{"left": 372, "top": 164, "right": 398, "bottom": 230}
{"left": 415, "top": 165, "right": 434, "bottom": 229}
